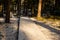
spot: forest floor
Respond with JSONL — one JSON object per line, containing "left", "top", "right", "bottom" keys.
{"left": 32, "top": 17, "right": 60, "bottom": 30}
{"left": 0, "top": 17, "right": 60, "bottom": 40}
{"left": 18, "top": 17, "right": 60, "bottom": 40}
{"left": 0, "top": 18, "right": 18, "bottom": 40}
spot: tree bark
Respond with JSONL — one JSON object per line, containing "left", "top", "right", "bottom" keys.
{"left": 37, "top": 0, "right": 42, "bottom": 20}
{"left": 4, "top": 0, "right": 10, "bottom": 23}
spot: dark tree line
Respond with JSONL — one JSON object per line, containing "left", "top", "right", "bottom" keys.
{"left": 22, "top": 0, "right": 60, "bottom": 17}
{"left": 0, "top": 0, "right": 60, "bottom": 23}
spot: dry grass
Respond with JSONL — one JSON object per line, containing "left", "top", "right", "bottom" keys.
{"left": 34, "top": 17, "right": 60, "bottom": 29}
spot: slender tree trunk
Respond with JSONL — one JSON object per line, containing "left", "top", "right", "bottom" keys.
{"left": 32, "top": 5, "right": 34, "bottom": 17}
{"left": 5, "top": 0, "right": 10, "bottom": 23}
{"left": 37, "top": 0, "right": 42, "bottom": 20}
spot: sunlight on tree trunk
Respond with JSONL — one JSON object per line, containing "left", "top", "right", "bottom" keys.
{"left": 0, "top": 5, "right": 2, "bottom": 12}
{"left": 37, "top": 0, "right": 42, "bottom": 20}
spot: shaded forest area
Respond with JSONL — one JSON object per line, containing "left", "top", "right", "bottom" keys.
{"left": 22, "top": 0, "right": 60, "bottom": 19}
{"left": 42, "top": 0, "right": 60, "bottom": 19}
{"left": 0, "top": 0, "right": 60, "bottom": 19}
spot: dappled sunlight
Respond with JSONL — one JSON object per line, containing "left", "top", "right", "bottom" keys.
{"left": 0, "top": 0, "right": 60, "bottom": 40}
{"left": 0, "top": 18, "right": 18, "bottom": 40}
{"left": 20, "top": 17, "right": 51, "bottom": 40}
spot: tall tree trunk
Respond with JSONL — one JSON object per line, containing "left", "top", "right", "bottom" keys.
{"left": 5, "top": 0, "right": 10, "bottom": 23}
{"left": 17, "top": 0, "right": 21, "bottom": 17}
{"left": 37, "top": 0, "right": 42, "bottom": 20}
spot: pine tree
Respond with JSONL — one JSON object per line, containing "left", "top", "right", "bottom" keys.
{"left": 37, "top": 0, "right": 42, "bottom": 20}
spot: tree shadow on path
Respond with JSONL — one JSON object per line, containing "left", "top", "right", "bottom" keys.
{"left": 34, "top": 21, "right": 60, "bottom": 34}
{"left": 0, "top": 20, "right": 29, "bottom": 40}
